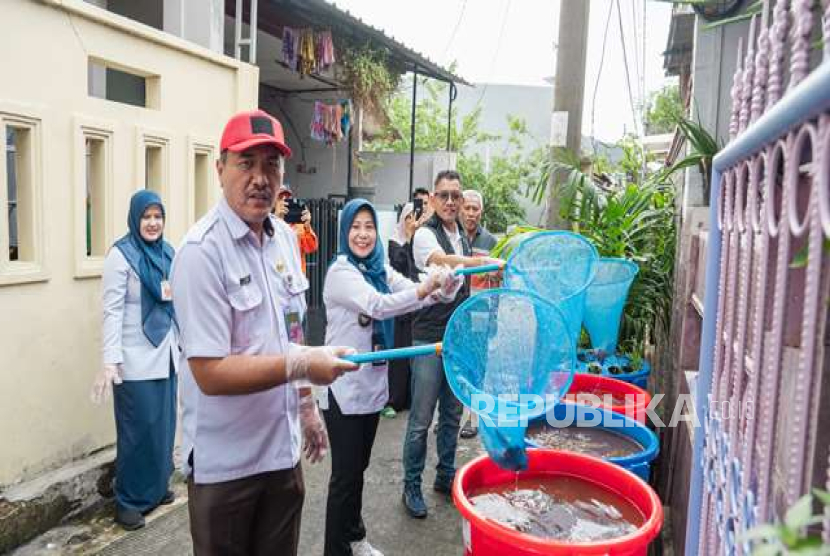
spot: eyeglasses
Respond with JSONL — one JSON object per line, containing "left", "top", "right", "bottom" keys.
{"left": 435, "top": 190, "right": 462, "bottom": 202}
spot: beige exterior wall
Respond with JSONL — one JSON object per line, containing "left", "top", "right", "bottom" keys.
{"left": 0, "top": 0, "right": 258, "bottom": 486}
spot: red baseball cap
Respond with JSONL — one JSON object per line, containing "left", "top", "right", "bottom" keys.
{"left": 220, "top": 109, "right": 292, "bottom": 158}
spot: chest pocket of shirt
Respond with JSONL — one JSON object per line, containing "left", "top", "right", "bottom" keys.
{"left": 227, "top": 283, "right": 263, "bottom": 347}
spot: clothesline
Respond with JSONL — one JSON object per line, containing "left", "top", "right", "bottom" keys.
{"left": 311, "top": 100, "right": 352, "bottom": 145}
{"left": 282, "top": 27, "right": 336, "bottom": 77}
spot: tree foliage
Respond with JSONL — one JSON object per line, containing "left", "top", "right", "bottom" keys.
{"left": 644, "top": 83, "right": 683, "bottom": 135}
{"left": 365, "top": 76, "right": 546, "bottom": 233}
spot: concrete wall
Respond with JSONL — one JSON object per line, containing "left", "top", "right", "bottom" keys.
{"left": 684, "top": 16, "right": 749, "bottom": 208}
{"left": 354, "top": 151, "right": 457, "bottom": 209}
{"left": 454, "top": 83, "right": 554, "bottom": 226}
{"left": 0, "top": 0, "right": 258, "bottom": 487}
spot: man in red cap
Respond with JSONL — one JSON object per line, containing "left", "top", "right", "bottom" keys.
{"left": 171, "top": 109, "right": 358, "bottom": 555}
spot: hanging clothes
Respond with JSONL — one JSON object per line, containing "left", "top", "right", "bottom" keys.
{"left": 315, "top": 30, "right": 336, "bottom": 72}
{"left": 310, "top": 100, "right": 351, "bottom": 145}
{"left": 282, "top": 27, "right": 299, "bottom": 71}
{"left": 340, "top": 100, "right": 352, "bottom": 137}
{"left": 299, "top": 29, "right": 316, "bottom": 76}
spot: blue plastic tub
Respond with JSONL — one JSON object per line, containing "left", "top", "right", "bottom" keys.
{"left": 576, "top": 350, "right": 652, "bottom": 389}
{"left": 526, "top": 401, "right": 659, "bottom": 481}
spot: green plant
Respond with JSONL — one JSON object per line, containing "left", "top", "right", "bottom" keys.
{"left": 741, "top": 489, "right": 830, "bottom": 555}
{"left": 540, "top": 147, "right": 677, "bottom": 356}
{"left": 645, "top": 83, "right": 684, "bottom": 135}
{"left": 790, "top": 239, "right": 830, "bottom": 269}
{"left": 662, "top": 116, "right": 720, "bottom": 202}
{"left": 365, "top": 76, "right": 547, "bottom": 233}
{"left": 366, "top": 74, "right": 495, "bottom": 153}
{"left": 490, "top": 226, "right": 543, "bottom": 259}
{"left": 338, "top": 42, "right": 401, "bottom": 121}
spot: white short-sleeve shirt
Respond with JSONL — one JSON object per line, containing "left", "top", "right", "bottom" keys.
{"left": 412, "top": 225, "right": 463, "bottom": 272}
{"left": 171, "top": 198, "right": 301, "bottom": 484}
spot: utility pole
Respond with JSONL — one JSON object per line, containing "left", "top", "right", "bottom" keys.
{"left": 547, "top": 0, "right": 590, "bottom": 229}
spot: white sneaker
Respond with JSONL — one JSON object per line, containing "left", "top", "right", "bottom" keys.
{"left": 351, "top": 539, "right": 384, "bottom": 556}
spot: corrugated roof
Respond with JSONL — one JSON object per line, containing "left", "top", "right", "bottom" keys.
{"left": 663, "top": 9, "right": 695, "bottom": 76}
{"left": 265, "top": 0, "right": 468, "bottom": 85}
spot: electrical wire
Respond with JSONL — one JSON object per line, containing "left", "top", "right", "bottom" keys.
{"left": 616, "top": 0, "right": 641, "bottom": 137}
{"left": 442, "top": 0, "right": 469, "bottom": 62}
{"left": 630, "top": 0, "right": 642, "bottom": 102}
{"left": 590, "top": 0, "right": 615, "bottom": 154}
{"left": 473, "top": 0, "right": 513, "bottom": 109}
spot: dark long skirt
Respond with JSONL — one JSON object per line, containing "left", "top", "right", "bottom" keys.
{"left": 113, "top": 365, "right": 177, "bottom": 513}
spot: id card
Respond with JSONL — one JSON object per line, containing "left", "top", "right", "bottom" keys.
{"left": 160, "top": 280, "right": 173, "bottom": 301}
{"left": 283, "top": 309, "right": 305, "bottom": 344}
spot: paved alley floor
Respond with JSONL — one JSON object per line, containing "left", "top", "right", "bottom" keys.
{"left": 15, "top": 410, "right": 486, "bottom": 556}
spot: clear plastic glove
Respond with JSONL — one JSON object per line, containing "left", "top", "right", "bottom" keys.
{"left": 286, "top": 344, "right": 358, "bottom": 385}
{"left": 438, "top": 265, "right": 465, "bottom": 300}
{"left": 90, "top": 364, "right": 123, "bottom": 404}
{"left": 299, "top": 394, "right": 328, "bottom": 463}
{"left": 417, "top": 265, "right": 447, "bottom": 299}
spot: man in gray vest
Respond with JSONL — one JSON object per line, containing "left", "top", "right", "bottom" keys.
{"left": 401, "top": 170, "right": 502, "bottom": 518}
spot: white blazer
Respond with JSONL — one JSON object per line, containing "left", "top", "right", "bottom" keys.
{"left": 322, "top": 256, "right": 435, "bottom": 414}
{"left": 101, "top": 248, "right": 179, "bottom": 381}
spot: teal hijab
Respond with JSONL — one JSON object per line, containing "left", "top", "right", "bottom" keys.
{"left": 114, "top": 190, "right": 175, "bottom": 347}
{"left": 339, "top": 199, "right": 394, "bottom": 349}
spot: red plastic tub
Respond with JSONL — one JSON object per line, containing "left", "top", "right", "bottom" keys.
{"left": 453, "top": 450, "right": 663, "bottom": 555}
{"left": 563, "top": 374, "right": 652, "bottom": 424}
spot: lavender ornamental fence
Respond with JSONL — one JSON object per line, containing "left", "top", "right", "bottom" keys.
{"left": 687, "top": 1, "right": 830, "bottom": 554}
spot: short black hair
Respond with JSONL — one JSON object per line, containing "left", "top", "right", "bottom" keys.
{"left": 413, "top": 187, "right": 430, "bottom": 199}
{"left": 434, "top": 170, "right": 462, "bottom": 188}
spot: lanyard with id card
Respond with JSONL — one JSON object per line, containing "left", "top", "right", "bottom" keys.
{"left": 283, "top": 308, "right": 305, "bottom": 344}
{"left": 275, "top": 259, "right": 305, "bottom": 344}
{"left": 161, "top": 279, "right": 173, "bottom": 301}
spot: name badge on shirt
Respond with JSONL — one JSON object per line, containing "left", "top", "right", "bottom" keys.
{"left": 371, "top": 331, "right": 387, "bottom": 368}
{"left": 160, "top": 280, "right": 172, "bottom": 301}
{"left": 283, "top": 309, "right": 305, "bottom": 344}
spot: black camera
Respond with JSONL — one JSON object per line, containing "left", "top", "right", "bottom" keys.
{"left": 413, "top": 198, "right": 424, "bottom": 220}
{"left": 284, "top": 198, "right": 306, "bottom": 224}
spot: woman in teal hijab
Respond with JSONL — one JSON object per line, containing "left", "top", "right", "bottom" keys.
{"left": 320, "top": 199, "right": 460, "bottom": 556}
{"left": 93, "top": 190, "right": 178, "bottom": 531}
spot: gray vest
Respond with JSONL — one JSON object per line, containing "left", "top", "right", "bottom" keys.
{"left": 412, "top": 215, "right": 472, "bottom": 342}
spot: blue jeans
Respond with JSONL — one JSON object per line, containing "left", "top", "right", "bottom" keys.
{"left": 402, "top": 341, "right": 463, "bottom": 488}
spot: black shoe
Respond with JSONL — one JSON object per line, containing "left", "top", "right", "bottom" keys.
{"left": 402, "top": 485, "right": 428, "bottom": 518}
{"left": 433, "top": 476, "right": 454, "bottom": 496}
{"left": 160, "top": 490, "right": 175, "bottom": 505}
{"left": 115, "top": 506, "right": 145, "bottom": 531}
{"left": 459, "top": 420, "right": 478, "bottom": 439}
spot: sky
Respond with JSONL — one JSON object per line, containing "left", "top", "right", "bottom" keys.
{"left": 332, "top": 0, "right": 675, "bottom": 143}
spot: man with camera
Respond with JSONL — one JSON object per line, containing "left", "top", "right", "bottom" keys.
{"left": 274, "top": 183, "right": 318, "bottom": 274}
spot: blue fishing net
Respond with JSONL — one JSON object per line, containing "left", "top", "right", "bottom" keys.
{"left": 503, "top": 231, "right": 599, "bottom": 352}
{"left": 582, "top": 258, "right": 639, "bottom": 355}
{"left": 443, "top": 289, "right": 575, "bottom": 471}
